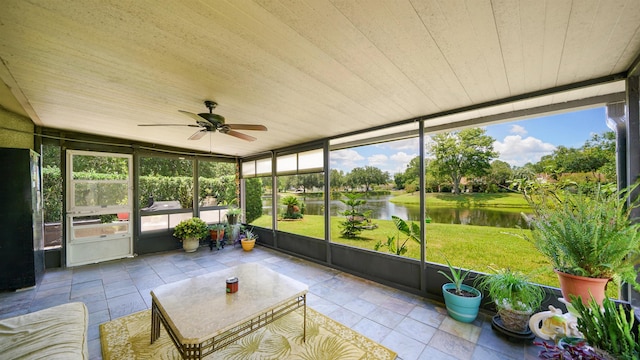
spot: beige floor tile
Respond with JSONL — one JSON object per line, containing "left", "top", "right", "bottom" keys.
{"left": 439, "top": 316, "right": 482, "bottom": 343}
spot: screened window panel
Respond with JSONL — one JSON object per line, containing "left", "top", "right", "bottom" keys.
{"left": 276, "top": 154, "right": 297, "bottom": 174}
{"left": 298, "top": 149, "right": 323, "bottom": 173}
{"left": 242, "top": 161, "right": 256, "bottom": 177}
{"left": 255, "top": 158, "right": 272, "bottom": 176}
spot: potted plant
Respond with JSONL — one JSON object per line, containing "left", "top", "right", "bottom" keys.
{"left": 437, "top": 257, "right": 482, "bottom": 323}
{"left": 226, "top": 206, "right": 242, "bottom": 225}
{"left": 173, "top": 217, "right": 209, "bottom": 253}
{"left": 475, "top": 268, "right": 545, "bottom": 333}
{"left": 208, "top": 223, "right": 226, "bottom": 250}
{"left": 570, "top": 295, "right": 639, "bottom": 360}
{"left": 281, "top": 195, "right": 304, "bottom": 220}
{"left": 241, "top": 228, "right": 258, "bottom": 251}
{"left": 520, "top": 181, "right": 640, "bottom": 305}
{"left": 227, "top": 223, "right": 243, "bottom": 247}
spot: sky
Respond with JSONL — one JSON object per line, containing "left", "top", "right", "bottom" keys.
{"left": 330, "top": 107, "right": 611, "bottom": 176}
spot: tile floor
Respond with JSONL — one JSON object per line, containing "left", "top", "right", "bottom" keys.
{"left": 0, "top": 245, "right": 543, "bottom": 360}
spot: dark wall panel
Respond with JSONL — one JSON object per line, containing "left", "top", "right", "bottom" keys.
{"left": 330, "top": 244, "right": 421, "bottom": 290}
{"left": 276, "top": 232, "right": 326, "bottom": 262}
{"left": 137, "top": 231, "right": 181, "bottom": 254}
{"left": 253, "top": 227, "right": 274, "bottom": 247}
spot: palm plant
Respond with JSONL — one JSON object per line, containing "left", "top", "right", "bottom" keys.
{"left": 281, "top": 195, "right": 303, "bottom": 219}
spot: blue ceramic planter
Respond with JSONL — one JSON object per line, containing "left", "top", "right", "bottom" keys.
{"left": 442, "top": 283, "right": 482, "bottom": 323}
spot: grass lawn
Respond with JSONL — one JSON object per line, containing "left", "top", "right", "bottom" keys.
{"left": 392, "top": 192, "right": 530, "bottom": 209}
{"left": 251, "top": 214, "right": 557, "bottom": 287}
{"left": 250, "top": 192, "right": 619, "bottom": 297}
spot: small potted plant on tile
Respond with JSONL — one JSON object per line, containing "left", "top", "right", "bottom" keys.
{"left": 173, "top": 217, "right": 209, "bottom": 253}
{"left": 438, "top": 256, "right": 482, "bottom": 323}
{"left": 226, "top": 205, "right": 242, "bottom": 225}
{"left": 241, "top": 228, "right": 258, "bottom": 251}
{"left": 475, "top": 267, "right": 544, "bottom": 333}
{"left": 208, "top": 223, "right": 226, "bottom": 250}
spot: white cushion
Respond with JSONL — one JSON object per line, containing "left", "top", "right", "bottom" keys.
{"left": 0, "top": 302, "right": 89, "bottom": 360}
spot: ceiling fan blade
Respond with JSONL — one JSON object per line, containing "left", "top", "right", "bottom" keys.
{"left": 226, "top": 124, "right": 267, "bottom": 131}
{"left": 179, "top": 110, "right": 205, "bottom": 122}
{"left": 226, "top": 130, "right": 256, "bottom": 141}
{"left": 188, "top": 129, "right": 207, "bottom": 140}
{"left": 139, "top": 123, "right": 201, "bottom": 127}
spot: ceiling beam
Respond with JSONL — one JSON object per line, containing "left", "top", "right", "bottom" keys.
{"left": 627, "top": 51, "right": 640, "bottom": 78}
{"left": 0, "top": 57, "right": 41, "bottom": 125}
{"left": 424, "top": 92, "right": 626, "bottom": 133}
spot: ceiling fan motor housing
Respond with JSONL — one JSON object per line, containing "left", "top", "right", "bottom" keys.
{"left": 198, "top": 112, "right": 225, "bottom": 125}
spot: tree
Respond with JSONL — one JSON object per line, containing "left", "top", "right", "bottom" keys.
{"left": 396, "top": 156, "right": 421, "bottom": 191}
{"left": 199, "top": 161, "right": 235, "bottom": 179}
{"left": 330, "top": 169, "right": 346, "bottom": 190}
{"left": 347, "top": 166, "right": 390, "bottom": 192}
{"left": 513, "top": 163, "right": 538, "bottom": 180}
{"left": 403, "top": 157, "right": 421, "bottom": 183}
{"left": 278, "top": 175, "right": 297, "bottom": 192}
{"left": 485, "top": 160, "right": 513, "bottom": 191}
{"left": 339, "top": 193, "right": 372, "bottom": 238}
{"left": 525, "top": 131, "right": 615, "bottom": 184}
{"left": 583, "top": 131, "right": 615, "bottom": 181}
{"left": 140, "top": 156, "right": 192, "bottom": 176}
{"left": 394, "top": 156, "right": 446, "bottom": 192}
{"left": 244, "top": 178, "right": 263, "bottom": 223}
{"left": 298, "top": 173, "right": 323, "bottom": 193}
{"left": 425, "top": 159, "right": 447, "bottom": 192}
{"left": 429, "top": 128, "right": 497, "bottom": 194}
{"left": 393, "top": 172, "right": 406, "bottom": 190}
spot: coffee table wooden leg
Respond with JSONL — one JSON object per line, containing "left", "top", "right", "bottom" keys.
{"left": 303, "top": 294, "right": 306, "bottom": 343}
{"left": 151, "top": 300, "right": 160, "bottom": 344}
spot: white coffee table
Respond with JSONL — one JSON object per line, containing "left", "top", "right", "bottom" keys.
{"left": 150, "top": 263, "right": 308, "bottom": 360}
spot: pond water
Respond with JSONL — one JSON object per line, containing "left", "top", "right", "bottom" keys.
{"left": 263, "top": 194, "right": 531, "bottom": 229}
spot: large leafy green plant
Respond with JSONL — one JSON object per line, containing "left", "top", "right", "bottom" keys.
{"left": 374, "top": 216, "right": 420, "bottom": 255}
{"left": 173, "top": 217, "right": 209, "bottom": 240}
{"left": 520, "top": 181, "right": 640, "bottom": 291}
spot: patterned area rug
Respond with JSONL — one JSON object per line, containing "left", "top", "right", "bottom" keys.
{"left": 100, "top": 307, "right": 397, "bottom": 360}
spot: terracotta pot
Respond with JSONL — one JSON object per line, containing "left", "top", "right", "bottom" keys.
{"left": 555, "top": 269, "right": 609, "bottom": 305}
{"left": 209, "top": 229, "right": 224, "bottom": 240}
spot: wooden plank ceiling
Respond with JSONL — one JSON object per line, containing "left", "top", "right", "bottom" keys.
{"left": 0, "top": 0, "right": 639, "bottom": 156}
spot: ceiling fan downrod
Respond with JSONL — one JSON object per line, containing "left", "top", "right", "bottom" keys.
{"left": 204, "top": 100, "right": 217, "bottom": 113}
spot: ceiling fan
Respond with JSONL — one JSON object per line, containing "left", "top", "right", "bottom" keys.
{"left": 139, "top": 100, "right": 267, "bottom": 141}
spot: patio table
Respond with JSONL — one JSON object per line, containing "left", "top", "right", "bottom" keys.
{"left": 150, "top": 262, "right": 308, "bottom": 360}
